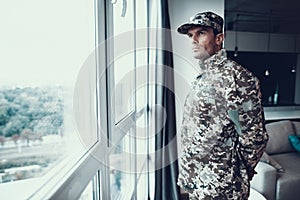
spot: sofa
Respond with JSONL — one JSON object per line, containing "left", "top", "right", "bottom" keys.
{"left": 250, "top": 120, "right": 300, "bottom": 200}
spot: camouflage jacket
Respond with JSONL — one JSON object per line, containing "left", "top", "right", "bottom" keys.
{"left": 177, "top": 49, "right": 268, "bottom": 199}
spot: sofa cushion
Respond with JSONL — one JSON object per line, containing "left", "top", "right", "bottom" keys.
{"left": 265, "top": 120, "right": 295, "bottom": 155}
{"left": 271, "top": 152, "right": 300, "bottom": 200}
{"left": 250, "top": 162, "right": 277, "bottom": 200}
{"left": 249, "top": 188, "right": 266, "bottom": 200}
{"left": 292, "top": 121, "right": 300, "bottom": 135}
{"left": 260, "top": 152, "right": 285, "bottom": 172}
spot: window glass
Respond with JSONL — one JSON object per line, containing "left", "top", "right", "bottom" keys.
{"left": 0, "top": 0, "right": 96, "bottom": 198}
{"left": 103, "top": 0, "right": 150, "bottom": 199}
{"left": 79, "top": 174, "right": 99, "bottom": 200}
{"left": 112, "top": 0, "right": 135, "bottom": 123}
{"left": 79, "top": 180, "right": 93, "bottom": 200}
{"left": 110, "top": 129, "right": 135, "bottom": 199}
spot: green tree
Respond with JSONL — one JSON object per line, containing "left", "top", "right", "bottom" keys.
{"left": 0, "top": 105, "right": 10, "bottom": 126}
{"left": 3, "top": 115, "right": 29, "bottom": 137}
{"left": 0, "top": 86, "right": 64, "bottom": 138}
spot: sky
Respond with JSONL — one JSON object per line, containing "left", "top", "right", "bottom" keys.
{"left": 0, "top": 0, "right": 95, "bottom": 87}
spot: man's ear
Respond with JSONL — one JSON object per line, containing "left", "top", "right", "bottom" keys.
{"left": 215, "top": 33, "right": 224, "bottom": 46}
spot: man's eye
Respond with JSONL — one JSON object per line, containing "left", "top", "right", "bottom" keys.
{"left": 197, "top": 31, "right": 205, "bottom": 35}
{"left": 187, "top": 34, "right": 192, "bottom": 38}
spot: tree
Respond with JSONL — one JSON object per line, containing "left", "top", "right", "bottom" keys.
{"left": 2, "top": 115, "right": 29, "bottom": 137}
{"left": 0, "top": 86, "right": 64, "bottom": 139}
{"left": 20, "top": 129, "right": 34, "bottom": 146}
{"left": 11, "top": 134, "right": 20, "bottom": 146}
{"left": 0, "top": 135, "right": 5, "bottom": 146}
{"left": 0, "top": 104, "right": 10, "bottom": 126}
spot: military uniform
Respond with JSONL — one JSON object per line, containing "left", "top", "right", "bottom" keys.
{"left": 177, "top": 49, "right": 268, "bottom": 199}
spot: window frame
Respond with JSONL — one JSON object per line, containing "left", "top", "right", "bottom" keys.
{"left": 25, "top": 0, "right": 150, "bottom": 198}
{"left": 25, "top": 0, "right": 109, "bottom": 198}
{"left": 103, "top": 0, "right": 149, "bottom": 199}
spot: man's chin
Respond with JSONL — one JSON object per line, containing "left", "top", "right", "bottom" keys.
{"left": 193, "top": 56, "right": 202, "bottom": 61}
{"left": 193, "top": 54, "right": 208, "bottom": 61}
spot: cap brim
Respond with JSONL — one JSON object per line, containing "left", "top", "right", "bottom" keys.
{"left": 177, "top": 22, "right": 207, "bottom": 34}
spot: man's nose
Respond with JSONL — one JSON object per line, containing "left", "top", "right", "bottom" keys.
{"left": 191, "top": 35, "right": 198, "bottom": 43}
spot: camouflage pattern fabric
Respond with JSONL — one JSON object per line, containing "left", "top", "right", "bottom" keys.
{"left": 177, "top": 49, "right": 269, "bottom": 199}
{"left": 177, "top": 12, "right": 224, "bottom": 34}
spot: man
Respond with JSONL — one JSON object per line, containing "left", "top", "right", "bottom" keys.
{"left": 176, "top": 11, "right": 269, "bottom": 199}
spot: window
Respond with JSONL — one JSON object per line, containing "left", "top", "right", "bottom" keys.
{"left": 0, "top": 0, "right": 97, "bottom": 199}
{"left": 101, "top": 0, "right": 150, "bottom": 199}
{"left": 0, "top": 0, "right": 152, "bottom": 199}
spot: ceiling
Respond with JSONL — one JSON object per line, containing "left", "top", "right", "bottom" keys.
{"left": 225, "top": 0, "right": 300, "bottom": 34}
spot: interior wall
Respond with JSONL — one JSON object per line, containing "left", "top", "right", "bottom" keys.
{"left": 225, "top": 30, "right": 300, "bottom": 105}
{"left": 168, "top": 0, "right": 225, "bottom": 153}
{"left": 226, "top": 51, "right": 297, "bottom": 105}
{"left": 295, "top": 55, "right": 300, "bottom": 104}
{"left": 225, "top": 31, "right": 300, "bottom": 53}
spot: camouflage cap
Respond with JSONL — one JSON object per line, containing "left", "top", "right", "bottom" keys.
{"left": 177, "top": 11, "right": 223, "bottom": 34}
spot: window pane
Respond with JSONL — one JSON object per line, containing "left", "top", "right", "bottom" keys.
{"left": 110, "top": 129, "right": 136, "bottom": 199}
{"left": 0, "top": 86, "right": 64, "bottom": 183}
{"left": 113, "top": 0, "right": 135, "bottom": 123}
{"left": 79, "top": 173, "right": 99, "bottom": 200}
{"left": 79, "top": 180, "right": 93, "bottom": 200}
{"left": 0, "top": 0, "right": 96, "bottom": 198}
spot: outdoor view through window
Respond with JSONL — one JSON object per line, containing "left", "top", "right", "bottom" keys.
{"left": 0, "top": 0, "right": 95, "bottom": 198}
{"left": 0, "top": 86, "right": 64, "bottom": 183}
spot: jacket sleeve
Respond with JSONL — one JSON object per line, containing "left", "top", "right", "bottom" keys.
{"left": 227, "top": 70, "right": 269, "bottom": 180}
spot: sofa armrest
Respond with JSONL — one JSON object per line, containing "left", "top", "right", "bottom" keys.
{"left": 250, "top": 161, "right": 277, "bottom": 200}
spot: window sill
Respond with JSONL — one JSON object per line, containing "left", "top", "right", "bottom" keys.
{"left": 0, "top": 137, "right": 89, "bottom": 200}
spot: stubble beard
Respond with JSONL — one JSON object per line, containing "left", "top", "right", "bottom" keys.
{"left": 193, "top": 45, "right": 210, "bottom": 62}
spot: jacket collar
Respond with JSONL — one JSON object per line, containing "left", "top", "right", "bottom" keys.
{"left": 198, "top": 49, "right": 227, "bottom": 71}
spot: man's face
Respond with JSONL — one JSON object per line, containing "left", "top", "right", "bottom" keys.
{"left": 187, "top": 26, "right": 223, "bottom": 61}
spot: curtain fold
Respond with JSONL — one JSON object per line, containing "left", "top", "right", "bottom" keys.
{"left": 153, "top": 0, "right": 181, "bottom": 199}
